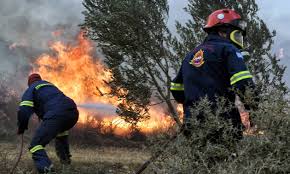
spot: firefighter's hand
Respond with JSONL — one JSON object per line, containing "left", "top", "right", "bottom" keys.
{"left": 17, "top": 128, "right": 25, "bottom": 135}
{"left": 240, "top": 112, "right": 251, "bottom": 130}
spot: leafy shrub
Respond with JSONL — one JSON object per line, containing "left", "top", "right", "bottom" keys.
{"left": 146, "top": 90, "right": 290, "bottom": 174}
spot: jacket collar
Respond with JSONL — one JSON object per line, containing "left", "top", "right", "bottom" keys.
{"left": 204, "top": 34, "right": 231, "bottom": 44}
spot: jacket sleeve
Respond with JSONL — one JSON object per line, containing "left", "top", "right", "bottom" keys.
{"left": 225, "top": 46, "right": 259, "bottom": 110}
{"left": 170, "top": 67, "right": 185, "bottom": 104}
{"left": 17, "top": 88, "right": 34, "bottom": 130}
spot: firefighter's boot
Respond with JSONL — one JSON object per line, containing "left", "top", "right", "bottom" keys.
{"left": 55, "top": 134, "right": 71, "bottom": 165}
{"left": 29, "top": 145, "right": 54, "bottom": 174}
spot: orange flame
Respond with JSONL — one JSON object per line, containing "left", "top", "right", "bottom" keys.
{"left": 32, "top": 31, "right": 177, "bottom": 136}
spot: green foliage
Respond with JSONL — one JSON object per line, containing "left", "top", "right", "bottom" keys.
{"left": 81, "top": 0, "right": 181, "bottom": 127}
{"left": 146, "top": 93, "right": 290, "bottom": 173}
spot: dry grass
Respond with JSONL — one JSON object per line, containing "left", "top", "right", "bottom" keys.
{"left": 0, "top": 140, "right": 150, "bottom": 174}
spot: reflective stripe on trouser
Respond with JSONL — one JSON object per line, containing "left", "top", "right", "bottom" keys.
{"left": 55, "top": 135, "right": 71, "bottom": 164}
{"left": 29, "top": 145, "right": 52, "bottom": 173}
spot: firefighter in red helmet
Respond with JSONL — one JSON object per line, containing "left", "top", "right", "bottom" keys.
{"left": 170, "top": 9, "right": 258, "bottom": 139}
{"left": 17, "top": 73, "right": 79, "bottom": 173}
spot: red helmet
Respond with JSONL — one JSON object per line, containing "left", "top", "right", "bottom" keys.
{"left": 203, "top": 9, "right": 246, "bottom": 33}
{"left": 28, "top": 73, "right": 42, "bottom": 86}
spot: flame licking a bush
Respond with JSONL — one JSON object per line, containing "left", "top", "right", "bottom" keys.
{"left": 32, "top": 31, "right": 178, "bottom": 136}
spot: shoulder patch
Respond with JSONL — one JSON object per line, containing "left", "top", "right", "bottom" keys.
{"left": 236, "top": 52, "right": 243, "bottom": 59}
{"left": 190, "top": 49, "right": 205, "bottom": 67}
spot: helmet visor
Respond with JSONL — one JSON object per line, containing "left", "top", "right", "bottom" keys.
{"left": 230, "top": 30, "right": 244, "bottom": 49}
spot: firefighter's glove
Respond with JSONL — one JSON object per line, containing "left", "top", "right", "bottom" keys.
{"left": 17, "top": 120, "right": 28, "bottom": 135}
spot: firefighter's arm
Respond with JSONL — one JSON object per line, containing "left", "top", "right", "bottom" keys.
{"left": 17, "top": 89, "right": 34, "bottom": 134}
{"left": 170, "top": 67, "right": 185, "bottom": 104}
{"left": 17, "top": 106, "right": 34, "bottom": 134}
{"left": 226, "top": 46, "right": 259, "bottom": 110}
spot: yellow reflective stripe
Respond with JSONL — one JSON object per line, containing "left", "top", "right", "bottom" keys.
{"left": 170, "top": 82, "right": 184, "bottom": 91}
{"left": 230, "top": 71, "right": 250, "bottom": 81}
{"left": 30, "top": 145, "right": 44, "bottom": 153}
{"left": 170, "top": 87, "right": 184, "bottom": 91}
{"left": 20, "top": 101, "right": 34, "bottom": 107}
{"left": 230, "top": 71, "right": 253, "bottom": 85}
{"left": 170, "top": 82, "right": 183, "bottom": 87}
{"left": 35, "top": 83, "right": 53, "bottom": 90}
{"left": 231, "top": 75, "right": 253, "bottom": 85}
{"left": 57, "top": 131, "right": 69, "bottom": 137}
{"left": 230, "top": 71, "right": 252, "bottom": 85}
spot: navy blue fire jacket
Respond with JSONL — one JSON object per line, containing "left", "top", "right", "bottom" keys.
{"left": 18, "top": 80, "right": 77, "bottom": 130}
{"left": 170, "top": 34, "right": 255, "bottom": 107}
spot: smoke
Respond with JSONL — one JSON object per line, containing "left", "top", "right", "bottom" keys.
{"left": 0, "top": 0, "right": 84, "bottom": 91}
{"left": 0, "top": 0, "right": 83, "bottom": 49}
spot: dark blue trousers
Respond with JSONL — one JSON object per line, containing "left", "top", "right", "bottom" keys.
{"left": 29, "top": 109, "right": 78, "bottom": 173}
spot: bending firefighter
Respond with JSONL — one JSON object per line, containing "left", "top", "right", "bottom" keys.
{"left": 17, "top": 73, "right": 79, "bottom": 173}
{"left": 170, "top": 9, "right": 258, "bottom": 139}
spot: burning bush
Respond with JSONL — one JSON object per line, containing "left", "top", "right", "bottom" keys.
{"left": 69, "top": 117, "right": 147, "bottom": 147}
{"left": 144, "top": 90, "right": 290, "bottom": 173}
{"left": 31, "top": 32, "right": 176, "bottom": 137}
